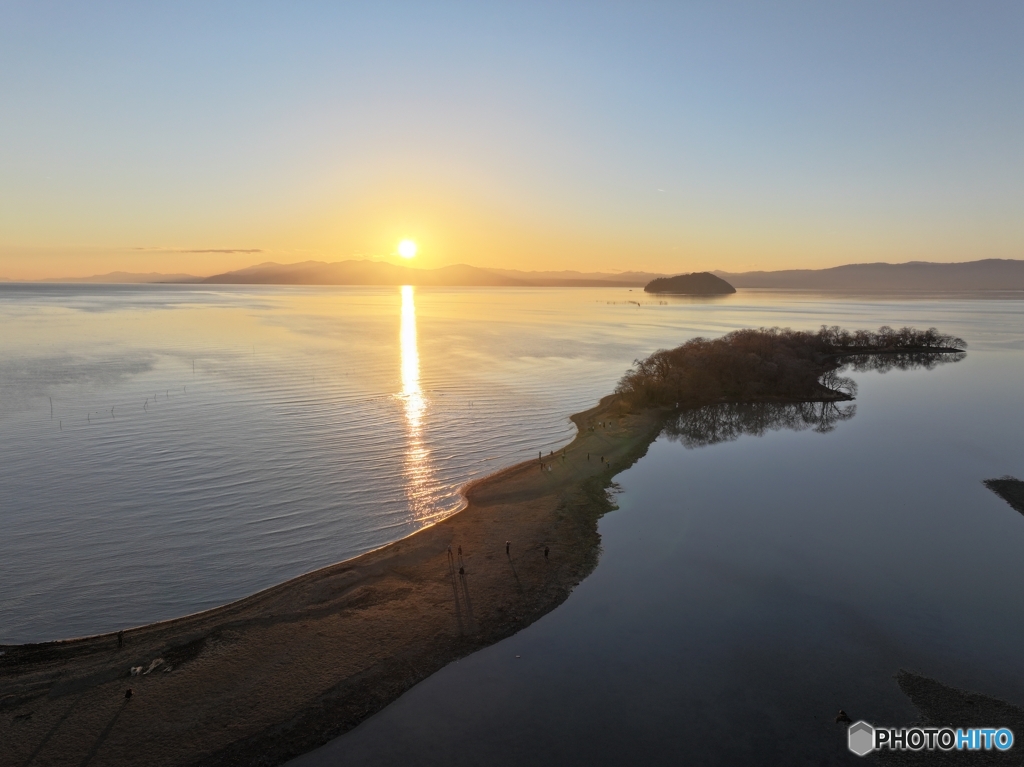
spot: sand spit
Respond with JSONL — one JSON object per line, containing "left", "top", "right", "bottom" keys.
{"left": 2, "top": 328, "right": 968, "bottom": 766}
{"left": 1, "top": 396, "right": 668, "bottom": 767}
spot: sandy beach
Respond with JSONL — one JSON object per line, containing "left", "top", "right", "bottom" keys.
{"left": 1, "top": 395, "right": 669, "bottom": 767}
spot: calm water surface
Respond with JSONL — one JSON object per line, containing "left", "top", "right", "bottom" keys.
{"left": 1, "top": 286, "right": 1021, "bottom": 652}
{"left": 289, "top": 292, "right": 1024, "bottom": 766}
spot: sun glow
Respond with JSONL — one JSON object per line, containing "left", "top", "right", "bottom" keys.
{"left": 398, "top": 239, "right": 417, "bottom": 259}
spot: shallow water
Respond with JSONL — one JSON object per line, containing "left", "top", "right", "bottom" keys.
{"left": 289, "top": 296, "right": 1024, "bottom": 766}
{"left": 1, "top": 285, "right": 1021, "bottom": 645}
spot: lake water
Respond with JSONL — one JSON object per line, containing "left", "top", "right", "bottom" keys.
{"left": 2, "top": 287, "right": 1022, "bottom": 682}
{"left": 281, "top": 290, "right": 1024, "bottom": 766}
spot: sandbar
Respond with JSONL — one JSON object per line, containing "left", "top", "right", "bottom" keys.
{"left": 1, "top": 395, "right": 667, "bottom": 767}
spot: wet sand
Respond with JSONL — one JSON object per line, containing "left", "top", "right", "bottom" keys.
{"left": 1, "top": 395, "right": 668, "bottom": 767}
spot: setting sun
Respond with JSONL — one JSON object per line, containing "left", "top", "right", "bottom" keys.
{"left": 398, "top": 239, "right": 417, "bottom": 259}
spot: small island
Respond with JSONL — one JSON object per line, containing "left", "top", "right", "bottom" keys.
{"left": 644, "top": 272, "right": 736, "bottom": 295}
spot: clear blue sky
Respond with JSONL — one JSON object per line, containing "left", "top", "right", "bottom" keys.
{"left": 2, "top": 1, "right": 1022, "bottom": 278}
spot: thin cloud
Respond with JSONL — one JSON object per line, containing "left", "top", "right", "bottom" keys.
{"left": 131, "top": 247, "right": 263, "bottom": 254}
{"left": 181, "top": 249, "right": 263, "bottom": 254}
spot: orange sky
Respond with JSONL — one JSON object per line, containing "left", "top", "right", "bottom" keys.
{"left": 2, "top": 4, "right": 1022, "bottom": 280}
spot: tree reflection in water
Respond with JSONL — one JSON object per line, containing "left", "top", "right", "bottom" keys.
{"left": 663, "top": 400, "right": 857, "bottom": 448}
{"left": 839, "top": 350, "right": 967, "bottom": 373}
{"left": 664, "top": 350, "right": 965, "bottom": 448}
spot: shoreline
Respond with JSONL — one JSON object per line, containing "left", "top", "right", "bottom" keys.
{"left": 2, "top": 394, "right": 670, "bottom": 767}
{"left": 0, "top": 338, "right": 965, "bottom": 766}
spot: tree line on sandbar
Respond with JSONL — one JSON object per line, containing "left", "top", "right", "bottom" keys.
{"left": 615, "top": 325, "right": 966, "bottom": 409}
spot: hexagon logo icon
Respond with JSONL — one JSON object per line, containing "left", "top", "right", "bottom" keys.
{"left": 848, "top": 721, "right": 875, "bottom": 756}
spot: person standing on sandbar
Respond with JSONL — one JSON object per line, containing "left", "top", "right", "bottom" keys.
{"left": 506, "top": 540, "right": 511, "bottom": 557}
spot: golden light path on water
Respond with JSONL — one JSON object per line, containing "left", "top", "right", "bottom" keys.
{"left": 399, "top": 285, "right": 447, "bottom": 523}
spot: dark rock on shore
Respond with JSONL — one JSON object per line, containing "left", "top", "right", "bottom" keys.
{"left": 984, "top": 476, "right": 1024, "bottom": 515}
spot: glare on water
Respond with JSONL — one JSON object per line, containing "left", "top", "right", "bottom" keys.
{"left": 398, "top": 285, "right": 444, "bottom": 523}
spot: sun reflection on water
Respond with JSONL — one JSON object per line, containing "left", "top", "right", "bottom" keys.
{"left": 400, "top": 285, "right": 425, "bottom": 425}
{"left": 398, "top": 285, "right": 447, "bottom": 522}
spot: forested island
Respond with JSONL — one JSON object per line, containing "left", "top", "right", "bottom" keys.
{"left": 0, "top": 325, "right": 966, "bottom": 767}
{"left": 643, "top": 272, "right": 736, "bottom": 295}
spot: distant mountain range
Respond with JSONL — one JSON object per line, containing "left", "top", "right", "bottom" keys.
{"left": 485, "top": 267, "right": 667, "bottom": 286}
{"left": 20, "top": 258, "right": 1024, "bottom": 291}
{"left": 198, "top": 260, "right": 660, "bottom": 287}
{"left": 714, "top": 259, "right": 1024, "bottom": 292}
{"left": 41, "top": 271, "right": 204, "bottom": 284}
